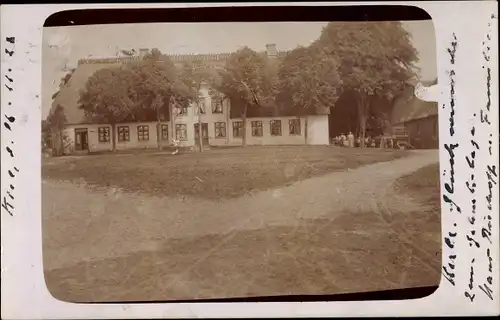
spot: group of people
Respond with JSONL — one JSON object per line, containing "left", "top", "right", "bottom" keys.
{"left": 332, "top": 132, "right": 377, "bottom": 148}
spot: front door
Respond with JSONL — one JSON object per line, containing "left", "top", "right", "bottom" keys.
{"left": 194, "top": 123, "right": 209, "bottom": 147}
{"left": 75, "top": 128, "right": 89, "bottom": 151}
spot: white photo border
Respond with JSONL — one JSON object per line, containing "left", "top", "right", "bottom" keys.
{"left": 1, "top": 1, "right": 498, "bottom": 319}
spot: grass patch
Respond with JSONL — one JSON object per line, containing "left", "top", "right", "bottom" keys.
{"left": 43, "top": 146, "right": 408, "bottom": 200}
{"left": 394, "top": 163, "right": 441, "bottom": 210}
{"left": 389, "top": 163, "right": 441, "bottom": 266}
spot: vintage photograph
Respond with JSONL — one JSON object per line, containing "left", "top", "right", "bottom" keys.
{"left": 41, "top": 19, "right": 440, "bottom": 302}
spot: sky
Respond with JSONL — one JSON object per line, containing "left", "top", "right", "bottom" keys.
{"left": 42, "top": 20, "right": 437, "bottom": 119}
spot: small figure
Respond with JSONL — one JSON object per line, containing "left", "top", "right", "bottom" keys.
{"left": 388, "top": 136, "right": 395, "bottom": 149}
{"left": 334, "top": 136, "right": 340, "bottom": 146}
{"left": 172, "top": 139, "right": 179, "bottom": 155}
{"left": 340, "top": 133, "right": 347, "bottom": 147}
{"left": 347, "top": 132, "right": 355, "bottom": 148}
{"left": 379, "top": 136, "right": 386, "bottom": 149}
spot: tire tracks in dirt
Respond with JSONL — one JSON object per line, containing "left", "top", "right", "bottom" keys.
{"left": 42, "top": 150, "right": 439, "bottom": 272}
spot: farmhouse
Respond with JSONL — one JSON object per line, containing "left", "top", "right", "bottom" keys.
{"left": 391, "top": 79, "right": 438, "bottom": 149}
{"left": 48, "top": 44, "right": 331, "bottom": 155}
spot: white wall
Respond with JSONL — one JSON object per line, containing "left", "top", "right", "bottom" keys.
{"left": 65, "top": 122, "right": 173, "bottom": 153}
{"left": 306, "top": 115, "right": 330, "bottom": 145}
{"left": 221, "top": 116, "right": 307, "bottom": 146}
{"left": 173, "top": 83, "right": 231, "bottom": 147}
{"left": 63, "top": 114, "right": 330, "bottom": 154}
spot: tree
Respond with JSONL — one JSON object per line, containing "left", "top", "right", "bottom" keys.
{"left": 314, "top": 21, "right": 419, "bottom": 147}
{"left": 47, "top": 68, "right": 75, "bottom": 156}
{"left": 179, "top": 60, "right": 210, "bottom": 151}
{"left": 278, "top": 45, "right": 342, "bottom": 144}
{"left": 79, "top": 49, "right": 193, "bottom": 151}
{"left": 41, "top": 119, "right": 51, "bottom": 154}
{"left": 78, "top": 67, "right": 144, "bottom": 151}
{"left": 46, "top": 104, "right": 68, "bottom": 156}
{"left": 211, "top": 47, "right": 278, "bottom": 146}
{"left": 130, "top": 49, "right": 185, "bottom": 149}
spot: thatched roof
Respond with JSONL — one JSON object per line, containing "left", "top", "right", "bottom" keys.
{"left": 49, "top": 49, "right": 332, "bottom": 124}
{"left": 50, "top": 62, "right": 120, "bottom": 124}
{"left": 391, "top": 79, "right": 438, "bottom": 125}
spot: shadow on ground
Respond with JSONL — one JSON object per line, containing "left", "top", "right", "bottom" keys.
{"left": 45, "top": 208, "right": 441, "bottom": 303}
{"left": 43, "top": 153, "right": 441, "bottom": 303}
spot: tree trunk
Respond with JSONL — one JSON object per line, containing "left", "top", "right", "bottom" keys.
{"left": 384, "top": 117, "right": 394, "bottom": 149}
{"left": 360, "top": 117, "right": 367, "bottom": 148}
{"left": 225, "top": 99, "right": 230, "bottom": 145}
{"left": 242, "top": 104, "right": 248, "bottom": 146}
{"left": 169, "top": 99, "right": 175, "bottom": 144}
{"left": 50, "top": 129, "right": 57, "bottom": 156}
{"left": 304, "top": 116, "right": 308, "bottom": 145}
{"left": 357, "top": 95, "right": 368, "bottom": 148}
{"left": 151, "top": 94, "right": 162, "bottom": 150}
{"left": 197, "top": 100, "right": 203, "bottom": 152}
{"left": 156, "top": 101, "right": 161, "bottom": 150}
{"left": 58, "top": 129, "right": 64, "bottom": 155}
{"left": 111, "top": 123, "right": 117, "bottom": 152}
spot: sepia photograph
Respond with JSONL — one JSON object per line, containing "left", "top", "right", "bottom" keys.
{"left": 41, "top": 17, "right": 441, "bottom": 303}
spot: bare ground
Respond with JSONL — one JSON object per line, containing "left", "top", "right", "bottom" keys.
{"left": 42, "top": 148, "right": 441, "bottom": 302}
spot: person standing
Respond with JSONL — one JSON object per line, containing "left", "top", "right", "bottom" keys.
{"left": 172, "top": 138, "right": 180, "bottom": 155}
{"left": 340, "top": 133, "right": 347, "bottom": 147}
{"left": 347, "top": 132, "right": 355, "bottom": 148}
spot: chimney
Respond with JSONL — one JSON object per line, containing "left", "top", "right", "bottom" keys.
{"left": 139, "top": 48, "right": 149, "bottom": 58}
{"left": 265, "top": 43, "right": 277, "bottom": 57}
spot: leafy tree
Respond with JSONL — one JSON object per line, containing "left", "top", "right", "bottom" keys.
{"left": 47, "top": 68, "right": 76, "bottom": 156}
{"left": 314, "top": 21, "right": 419, "bottom": 147}
{"left": 41, "top": 119, "right": 51, "bottom": 153}
{"left": 179, "top": 60, "right": 211, "bottom": 151}
{"left": 278, "top": 45, "right": 342, "bottom": 143}
{"left": 130, "top": 49, "right": 185, "bottom": 149}
{"left": 78, "top": 67, "right": 145, "bottom": 151}
{"left": 79, "top": 49, "right": 193, "bottom": 151}
{"left": 46, "top": 104, "right": 68, "bottom": 156}
{"left": 211, "top": 47, "right": 278, "bottom": 146}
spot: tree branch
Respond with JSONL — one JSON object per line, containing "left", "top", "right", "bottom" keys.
{"left": 240, "top": 80, "right": 261, "bottom": 107}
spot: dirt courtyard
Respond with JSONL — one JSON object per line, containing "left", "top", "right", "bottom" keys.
{"left": 42, "top": 146, "right": 441, "bottom": 302}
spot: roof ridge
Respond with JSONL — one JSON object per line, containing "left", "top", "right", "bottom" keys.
{"left": 77, "top": 50, "right": 292, "bottom": 65}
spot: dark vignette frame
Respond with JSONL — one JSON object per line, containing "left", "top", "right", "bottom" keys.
{"left": 44, "top": 5, "right": 432, "bottom": 26}
{"left": 43, "top": 3, "right": 439, "bottom": 304}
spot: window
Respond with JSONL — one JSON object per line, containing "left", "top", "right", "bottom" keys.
{"left": 161, "top": 124, "right": 169, "bottom": 140}
{"left": 251, "top": 121, "right": 263, "bottom": 137}
{"left": 117, "top": 126, "right": 130, "bottom": 142}
{"left": 195, "top": 98, "right": 206, "bottom": 115}
{"left": 289, "top": 119, "right": 301, "bottom": 135}
{"left": 214, "top": 122, "right": 226, "bottom": 138}
{"left": 270, "top": 120, "right": 282, "bottom": 136}
{"left": 175, "top": 124, "right": 187, "bottom": 141}
{"left": 232, "top": 121, "right": 244, "bottom": 138}
{"left": 211, "top": 98, "right": 223, "bottom": 114}
{"left": 137, "top": 125, "right": 149, "bottom": 141}
{"left": 98, "top": 126, "right": 110, "bottom": 143}
{"left": 210, "top": 91, "right": 223, "bottom": 113}
{"left": 177, "top": 106, "right": 188, "bottom": 116}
